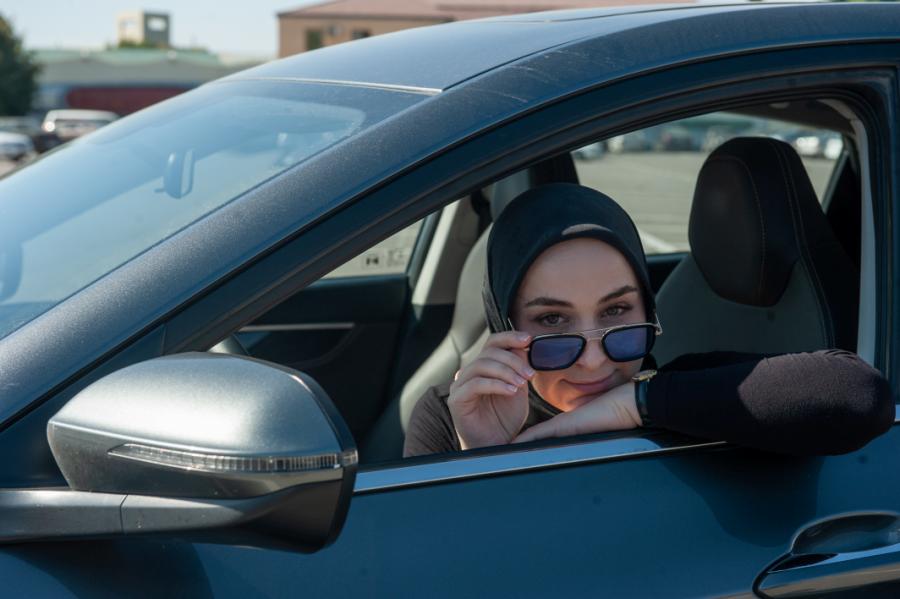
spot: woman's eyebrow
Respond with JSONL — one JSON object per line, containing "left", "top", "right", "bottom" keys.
{"left": 598, "top": 285, "right": 639, "bottom": 304}
{"left": 523, "top": 296, "right": 573, "bottom": 308}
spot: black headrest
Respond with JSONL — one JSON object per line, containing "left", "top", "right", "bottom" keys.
{"left": 489, "top": 153, "right": 578, "bottom": 220}
{"left": 690, "top": 137, "right": 836, "bottom": 307}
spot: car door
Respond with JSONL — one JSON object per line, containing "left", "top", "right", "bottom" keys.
{"left": 2, "top": 23, "right": 900, "bottom": 599}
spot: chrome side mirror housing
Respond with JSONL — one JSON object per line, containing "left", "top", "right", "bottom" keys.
{"left": 1, "top": 353, "right": 357, "bottom": 553}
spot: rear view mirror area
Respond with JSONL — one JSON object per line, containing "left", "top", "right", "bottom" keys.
{"left": 0, "top": 353, "right": 357, "bottom": 553}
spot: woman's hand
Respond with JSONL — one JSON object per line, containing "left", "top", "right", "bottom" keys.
{"left": 513, "top": 381, "right": 641, "bottom": 443}
{"left": 448, "top": 331, "right": 534, "bottom": 450}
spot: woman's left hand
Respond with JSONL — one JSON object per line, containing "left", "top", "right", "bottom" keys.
{"left": 513, "top": 381, "right": 642, "bottom": 443}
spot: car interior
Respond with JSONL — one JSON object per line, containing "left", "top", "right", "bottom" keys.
{"left": 211, "top": 95, "right": 869, "bottom": 466}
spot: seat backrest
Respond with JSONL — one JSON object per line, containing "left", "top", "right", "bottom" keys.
{"left": 653, "top": 137, "right": 858, "bottom": 366}
{"left": 361, "top": 154, "right": 577, "bottom": 462}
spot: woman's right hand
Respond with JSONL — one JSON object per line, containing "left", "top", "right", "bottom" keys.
{"left": 447, "top": 331, "right": 534, "bottom": 450}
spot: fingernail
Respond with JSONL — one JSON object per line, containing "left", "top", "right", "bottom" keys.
{"left": 514, "top": 375, "right": 526, "bottom": 385}
{"left": 524, "top": 367, "right": 535, "bottom": 378}
{"left": 518, "top": 333, "right": 531, "bottom": 342}
{"left": 506, "top": 384, "right": 518, "bottom": 392}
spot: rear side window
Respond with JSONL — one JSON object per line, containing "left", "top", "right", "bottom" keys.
{"left": 573, "top": 111, "right": 843, "bottom": 254}
{"left": 323, "top": 221, "right": 423, "bottom": 278}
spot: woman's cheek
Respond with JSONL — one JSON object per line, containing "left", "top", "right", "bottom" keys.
{"left": 531, "top": 371, "right": 570, "bottom": 410}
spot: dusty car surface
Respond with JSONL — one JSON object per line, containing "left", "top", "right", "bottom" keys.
{"left": 0, "top": 3, "right": 899, "bottom": 597}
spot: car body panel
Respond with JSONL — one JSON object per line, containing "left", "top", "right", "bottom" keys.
{"left": 3, "top": 428, "right": 898, "bottom": 597}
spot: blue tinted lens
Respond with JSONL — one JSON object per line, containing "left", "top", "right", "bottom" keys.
{"left": 603, "top": 326, "right": 652, "bottom": 362}
{"left": 530, "top": 336, "right": 584, "bottom": 370}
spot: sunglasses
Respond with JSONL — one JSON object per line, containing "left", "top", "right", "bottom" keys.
{"left": 513, "top": 319, "right": 663, "bottom": 371}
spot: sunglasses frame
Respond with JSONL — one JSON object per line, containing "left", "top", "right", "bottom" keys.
{"left": 513, "top": 318, "right": 663, "bottom": 371}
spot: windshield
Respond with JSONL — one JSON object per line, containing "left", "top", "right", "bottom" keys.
{"left": 0, "top": 79, "right": 423, "bottom": 339}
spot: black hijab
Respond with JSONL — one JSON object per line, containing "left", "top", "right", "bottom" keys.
{"left": 482, "top": 182, "right": 655, "bottom": 420}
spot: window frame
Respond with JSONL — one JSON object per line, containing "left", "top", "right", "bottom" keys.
{"left": 339, "top": 66, "right": 896, "bottom": 480}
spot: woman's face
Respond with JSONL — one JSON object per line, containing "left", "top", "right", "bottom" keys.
{"left": 512, "top": 238, "right": 647, "bottom": 412}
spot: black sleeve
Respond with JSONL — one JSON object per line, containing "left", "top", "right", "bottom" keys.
{"left": 646, "top": 349, "right": 894, "bottom": 456}
{"left": 403, "top": 383, "right": 462, "bottom": 458}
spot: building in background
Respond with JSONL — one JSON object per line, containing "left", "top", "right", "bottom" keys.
{"left": 277, "top": 0, "right": 693, "bottom": 57}
{"left": 32, "top": 47, "right": 261, "bottom": 117}
{"left": 117, "top": 11, "right": 172, "bottom": 48}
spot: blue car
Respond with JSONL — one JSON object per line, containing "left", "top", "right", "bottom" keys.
{"left": 1, "top": 3, "right": 899, "bottom": 597}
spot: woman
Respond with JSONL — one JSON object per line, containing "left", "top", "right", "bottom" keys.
{"left": 404, "top": 183, "right": 893, "bottom": 457}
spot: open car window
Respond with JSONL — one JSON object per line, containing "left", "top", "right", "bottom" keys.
{"left": 573, "top": 110, "right": 846, "bottom": 254}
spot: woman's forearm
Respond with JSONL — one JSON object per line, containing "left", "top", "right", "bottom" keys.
{"left": 646, "top": 350, "right": 893, "bottom": 455}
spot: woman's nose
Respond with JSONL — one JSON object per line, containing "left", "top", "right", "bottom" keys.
{"left": 575, "top": 338, "right": 608, "bottom": 370}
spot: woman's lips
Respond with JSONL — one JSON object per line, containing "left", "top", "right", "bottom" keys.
{"left": 565, "top": 373, "right": 617, "bottom": 396}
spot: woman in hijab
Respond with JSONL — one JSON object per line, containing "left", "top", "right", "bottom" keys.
{"left": 404, "top": 183, "right": 892, "bottom": 457}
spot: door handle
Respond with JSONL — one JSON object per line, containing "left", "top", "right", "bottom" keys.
{"left": 755, "top": 512, "right": 900, "bottom": 598}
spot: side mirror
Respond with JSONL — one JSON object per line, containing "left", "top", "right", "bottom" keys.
{"left": 0, "top": 353, "right": 357, "bottom": 553}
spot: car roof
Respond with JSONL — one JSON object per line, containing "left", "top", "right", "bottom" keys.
{"left": 230, "top": 3, "right": 900, "bottom": 92}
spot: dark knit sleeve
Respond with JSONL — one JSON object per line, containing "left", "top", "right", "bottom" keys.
{"left": 403, "top": 382, "right": 462, "bottom": 458}
{"left": 646, "top": 350, "right": 894, "bottom": 456}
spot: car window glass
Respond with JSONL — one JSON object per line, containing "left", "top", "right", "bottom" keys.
{"left": 573, "top": 111, "right": 843, "bottom": 253}
{"left": 323, "top": 221, "right": 423, "bottom": 278}
{"left": 0, "top": 80, "right": 424, "bottom": 340}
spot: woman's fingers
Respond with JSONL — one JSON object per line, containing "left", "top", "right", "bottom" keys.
{"left": 484, "top": 331, "right": 532, "bottom": 351}
{"left": 450, "top": 377, "right": 521, "bottom": 406}
{"left": 480, "top": 347, "right": 534, "bottom": 379}
{"left": 453, "top": 354, "right": 532, "bottom": 388}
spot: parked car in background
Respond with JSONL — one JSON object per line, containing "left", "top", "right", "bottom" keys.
{"left": 607, "top": 129, "right": 654, "bottom": 152}
{"left": 40, "top": 109, "right": 119, "bottom": 142}
{"left": 0, "top": 3, "right": 899, "bottom": 597}
{"left": 0, "top": 131, "right": 35, "bottom": 162}
{"left": 0, "top": 116, "right": 47, "bottom": 157}
{"left": 655, "top": 123, "right": 700, "bottom": 151}
{"left": 0, "top": 116, "right": 41, "bottom": 138}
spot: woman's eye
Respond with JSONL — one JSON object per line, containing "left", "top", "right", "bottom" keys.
{"left": 537, "top": 313, "right": 564, "bottom": 327}
{"left": 602, "top": 304, "right": 631, "bottom": 318}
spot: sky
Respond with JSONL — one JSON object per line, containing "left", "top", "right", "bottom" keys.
{"left": 2, "top": 0, "right": 328, "bottom": 57}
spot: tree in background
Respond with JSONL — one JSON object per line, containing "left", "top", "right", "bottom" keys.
{"left": 0, "top": 15, "right": 39, "bottom": 116}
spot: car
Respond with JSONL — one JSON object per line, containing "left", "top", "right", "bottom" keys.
{"left": 0, "top": 116, "right": 41, "bottom": 138}
{"left": 1, "top": 3, "right": 899, "bottom": 597}
{"left": 40, "top": 109, "right": 119, "bottom": 142}
{"left": 0, "top": 131, "right": 34, "bottom": 162}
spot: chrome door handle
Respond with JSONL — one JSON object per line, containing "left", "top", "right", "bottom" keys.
{"left": 755, "top": 512, "right": 900, "bottom": 598}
